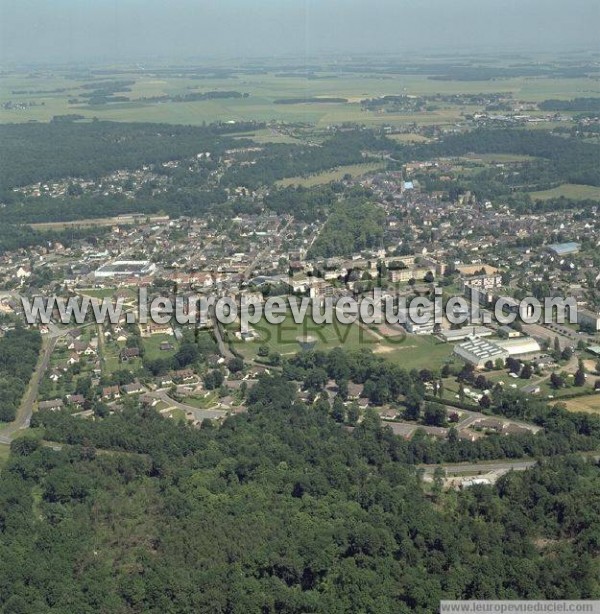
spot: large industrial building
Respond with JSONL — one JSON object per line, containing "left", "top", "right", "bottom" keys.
{"left": 94, "top": 260, "right": 156, "bottom": 279}
{"left": 547, "top": 242, "right": 581, "bottom": 257}
{"left": 454, "top": 334, "right": 541, "bottom": 368}
{"left": 453, "top": 336, "right": 509, "bottom": 368}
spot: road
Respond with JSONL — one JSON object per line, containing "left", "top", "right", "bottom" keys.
{"left": 420, "top": 459, "right": 537, "bottom": 477}
{"left": 148, "top": 390, "right": 228, "bottom": 421}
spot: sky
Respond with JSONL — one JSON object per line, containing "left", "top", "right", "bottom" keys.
{"left": 0, "top": 0, "right": 598, "bottom": 64}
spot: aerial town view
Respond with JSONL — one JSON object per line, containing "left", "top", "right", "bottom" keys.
{"left": 0, "top": 1, "right": 599, "bottom": 612}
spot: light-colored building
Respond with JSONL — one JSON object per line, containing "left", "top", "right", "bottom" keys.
{"left": 577, "top": 309, "right": 600, "bottom": 332}
{"left": 94, "top": 260, "right": 156, "bottom": 279}
{"left": 453, "top": 336, "right": 509, "bottom": 368}
{"left": 496, "top": 337, "right": 541, "bottom": 358}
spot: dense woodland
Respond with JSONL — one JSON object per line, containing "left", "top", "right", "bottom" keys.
{"left": 0, "top": 121, "right": 256, "bottom": 193}
{"left": 0, "top": 327, "right": 42, "bottom": 422}
{"left": 0, "top": 368, "right": 594, "bottom": 612}
{"left": 308, "top": 197, "right": 385, "bottom": 258}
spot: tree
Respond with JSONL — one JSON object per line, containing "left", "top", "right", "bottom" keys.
{"left": 403, "top": 392, "right": 422, "bottom": 421}
{"left": 268, "top": 351, "right": 281, "bottom": 366}
{"left": 336, "top": 378, "right": 349, "bottom": 400}
{"left": 432, "top": 466, "right": 445, "bottom": 499}
{"left": 520, "top": 364, "right": 533, "bottom": 380}
{"left": 346, "top": 401, "right": 360, "bottom": 426}
{"left": 561, "top": 346, "right": 573, "bottom": 361}
{"left": 304, "top": 368, "right": 328, "bottom": 392}
{"left": 574, "top": 368, "right": 586, "bottom": 387}
{"left": 331, "top": 396, "right": 345, "bottom": 423}
{"left": 204, "top": 369, "right": 224, "bottom": 390}
{"left": 550, "top": 372, "right": 564, "bottom": 390}
{"left": 227, "top": 357, "right": 244, "bottom": 373}
{"left": 423, "top": 402, "right": 447, "bottom": 426}
{"left": 479, "top": 394, "right": 491, "bottom": 409}
{"left": 257, "top": 345, "right": 269, "bottom": 357}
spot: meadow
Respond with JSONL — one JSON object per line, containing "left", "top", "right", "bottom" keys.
{"left": 529, "top": 184, "right": 600, "bottom": 201}
{"left": 2, "top": 67, "right": 598, "bottom": 128}
{"left": 563, "top": 393, "right": 600, "bottom": 414}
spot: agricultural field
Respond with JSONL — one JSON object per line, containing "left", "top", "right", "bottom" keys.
{"left": 1, "top": 68, "right": 598, "bottom": 127}
{"left": 529, "top": 184, "right": 600, "bottom": 201}
{"left": 563, "top": 393, "right": 600, "bottom": 414}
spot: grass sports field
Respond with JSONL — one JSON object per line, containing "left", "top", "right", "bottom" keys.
{"left": 228, "top": 311, "right": 455, "bottom": 370}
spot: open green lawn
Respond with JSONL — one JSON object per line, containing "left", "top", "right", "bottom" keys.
{"left": 382, "top": 336, "right": 457, "bottom": 371}
{"left": 142, "top": 334, "right": 177, "bottom": 360}
{"left": 529, "top": 184, "right": 600, "bottom": 201}
{"left": 78, "top": 288, "right": 118, "bottom": 300}
{"left": 228, "top": 310, "right": 455, "bottom": 370}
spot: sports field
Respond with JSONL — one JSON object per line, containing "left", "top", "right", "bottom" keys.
{"left": 228, "top": 310, "right": 454, "bottom": 370}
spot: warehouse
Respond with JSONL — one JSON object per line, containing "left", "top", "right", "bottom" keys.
{"left": 496, "top": 337, "right": 541, "bottom": 359}
{"left": 439, "top": 326, "right": 494, "bottom": 342}
{"left": 94, "top": 260, "right": 156, "bottom": 279}
{"left": 547, "top": 242, "right": 581, "bottom": 257}
{"left": 453, "top": 336, "right": 509, "bottom": 369}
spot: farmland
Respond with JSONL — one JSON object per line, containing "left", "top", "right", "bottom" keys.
{"left": 1, "top": 66, "right": 598, "bottom": 128}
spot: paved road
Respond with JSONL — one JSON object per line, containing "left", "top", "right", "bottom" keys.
{"left": 149, "top": 390, "right": 227, "bottom": 421}
{"left": 420, "top": 460, "right": 537, "bottom": 477}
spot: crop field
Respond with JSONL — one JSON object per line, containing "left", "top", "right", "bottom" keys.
{"left": 2, "top": 68, "right": 598, "bottom": 127}
{"left": 563, "top": 393, "right": 600, "bottom": 414}
{"left": 529, "top": 184, "right": 600, "bottom": 201}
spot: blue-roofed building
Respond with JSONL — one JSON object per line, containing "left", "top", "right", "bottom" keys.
{"left": 547, "top": 242, "right": 581, "bottom": 257}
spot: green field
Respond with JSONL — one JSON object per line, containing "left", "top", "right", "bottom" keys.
{"left": 142, "top": 334, "right": 177, "bottom": 360}
{"left": 230, "top": 314, "right": 379, "bottom": 358}
{"left": 228, "top": 310, "right": 454, "bottom": 370}
{"left": 529, "top": 184, "right": 600, "bottom": 201}
{"left": 2, "top": 68, "right": 598, "bottom": 127}
{"left": 276, "top": 162, "right": 385, "bottom": 187}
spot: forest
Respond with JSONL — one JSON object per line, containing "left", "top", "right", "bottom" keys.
{"left": 0, "top": 367, "right": 594, "bottom": 612}
{"left": 0, "top": 120, "right": 258, "bottom": 194}
{"left": 0, "top": 327, "right": 42, "bottom": 422}
{"left": 307, "top": 197, "right": 385, "bottom": 259}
